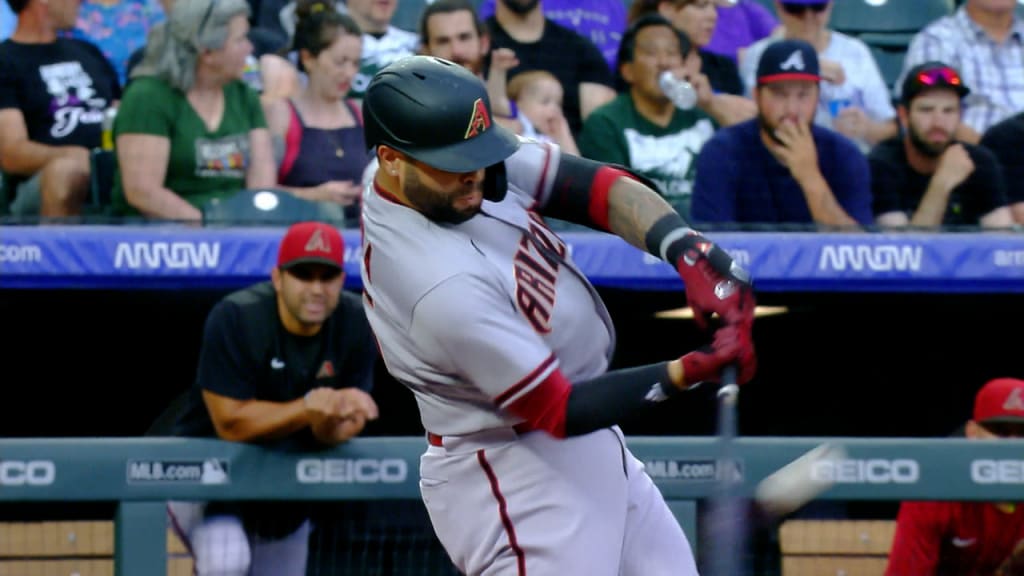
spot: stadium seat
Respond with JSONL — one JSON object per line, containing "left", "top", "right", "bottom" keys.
{"left": 863, "top": 35, "right": 910, "bottom": 94}
{"left": 829, "top": 0, "right": 953, "bottom": 36}
{"left": 0, "top": 173, "right": 12, "bottom": 216}
{"left": 749, "top": 0, "right": 778, "bottom": 17}
{"left": 202, "top": 188, "right": 345, "bottom": 226}
{"left": 391, "top": 0, "right": 431, "bottom": 33}
{"left": 88, "top": 148, "right": 115, "bottom": 213}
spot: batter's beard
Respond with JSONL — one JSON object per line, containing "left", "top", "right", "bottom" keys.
{"left": 501, "top": 0, "right": 540, "bottom": 15}
{"left": 403, "top": 165, "right": 481, "bottom": 225}
{"left": 908, "top": 125, "right": 950, "bottom": 158}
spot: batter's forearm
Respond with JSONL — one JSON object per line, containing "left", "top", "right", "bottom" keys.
{"left": 606, "top": 176, "right": 680, "bottom": 252}
{"left": 563, "top": 362, "right": 686, "bottom": 437}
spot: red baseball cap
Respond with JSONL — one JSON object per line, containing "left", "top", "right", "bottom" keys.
{"left": 974, "top": 378, "right": 1024, "bottom": 425}
{"left": 276, "top": 222, "right": 344, "bottom": 270}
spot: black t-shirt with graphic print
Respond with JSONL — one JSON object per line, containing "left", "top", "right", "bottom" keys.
{"left": 171, "top": 282, "right": 376, "bottom": 453}
{"left": 868, "top": 138, "right": 1008, "bottom": 227}
{"left": 486, "top": 16, "right": 613, "bottom": 136}
{"left": 0, "top": 38, "right": 120, "bottom": 149}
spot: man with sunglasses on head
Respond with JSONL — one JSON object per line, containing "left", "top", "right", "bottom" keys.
{"left": 886, "top": 377, "right": 1024, "bottom": 576}
{"left": 162, "top": 221, "right": 379, "bottom": 576}
{"left": 900, "top": 0, "right": 1024, "bottom": 145}
{"left": 869, "top": 62, "right": 1013, "bottom": 230}
{"left": 737, "top": 0, "right": 897, "bottom": 152}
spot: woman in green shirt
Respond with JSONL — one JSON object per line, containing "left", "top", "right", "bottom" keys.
{"left": 113, "top": 0, "right": 277, "bottom": 221}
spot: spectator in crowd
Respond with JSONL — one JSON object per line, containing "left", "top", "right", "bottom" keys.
{"left": 344, "top": 0, "right": 418, "bottom": 99}
{"left": 420, "top": 0, "right": 489, "bottom": 76}
{"left": 0, "top": 0, "right": 18, "bottom": 40}
{"left": 627, "top": 0, "right": 757, "bottom": 125}
{"left": 265, "top": 2, "right": 368, "bottom": 224}
{"left": 486, "top": 0, "right": 616, "bottom": 136}
{"left": 267, "top": 0, "right": 345, "bottom": 41}
{"left": 505, "top": 69, "right": 579, "bottom": 154}
{"left": 691, "top": 39, "right": 872, "bottom": 228}
{"left": 870, "top": 62, "right": 1013, "bottom": 230}
{"left": 68, "top": 0, "right": 166, "bottom": 86}
{"left": 420, "top": 0, "right": 523, "bottom": 135}
{"left": 704, "top": 0, "right": 779, "bottom": 65}
{"left": 0, "top": 0, "right": 120, "bottom": 218}
{"left": 578, "top": 15, "right": 718, "bottom": 217}
{"left": 165, "top": 221, "right": 379, "bottom": 576}
{"left": 886, "top": 377, "right": 1024, "bottom": 576}
{"left": 122, "top": 1, "right": 278, "bottom": 100}
{"left": 476, "top": 0, "right": 628, "bottom": 73}
{"left": 899, "top": 0, "right": 1024, "bottom": 144}
{"left": 112, "top": 0, "right": 277, "bottom": 221}
{"left": 980, "top": 110, "right": 1024, "bottom": 224}
{"left": 739, "top": 0, "right": 898, "bottom": 151}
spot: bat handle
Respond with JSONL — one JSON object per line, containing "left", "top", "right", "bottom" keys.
{"left": 718, "top": 364, "right": 739, "bottom": 404}
{"left": 709, "top": 363, "right": 743, "bottom": 576}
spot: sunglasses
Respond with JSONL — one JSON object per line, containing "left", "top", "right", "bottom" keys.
{"left": 197, "top": 0, "right": 216, "bottom": 38}
{"left": 780, "top": 2, "right": 828, "bottom": 16}
{"left": 916, "top": 67, "right": 962, "bottom": 88}
{"left": 286, "top": 265, "right": 343, "bottom": 283}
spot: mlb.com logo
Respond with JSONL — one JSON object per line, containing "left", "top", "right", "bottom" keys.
{"left": 126, "top": 459, "right": 229, "bottom": 485}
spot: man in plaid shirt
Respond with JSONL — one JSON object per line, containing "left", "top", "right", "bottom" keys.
{"left": 898, "top": 0, "right": 1024, "bottom": 144}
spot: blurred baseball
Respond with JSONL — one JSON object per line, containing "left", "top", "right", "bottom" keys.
{"left": 755, "top": 443, "right": 848, "bottom": 517}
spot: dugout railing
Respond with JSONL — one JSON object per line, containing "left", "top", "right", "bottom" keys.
{"left": 0, "top": 436, "right": 1021, "bottom": 575}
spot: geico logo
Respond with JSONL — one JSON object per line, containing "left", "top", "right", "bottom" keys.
{"left": 296, "top": 458, "right": 407, "bottom": 484}
{"left": 0, "top": 460, "right": 56, "bottom": 486}
{"left": 811, "top": 459, "right": 919, "bottom": 484}
{"left": 971, "top": 460, "right": 1024, "bottom": 484}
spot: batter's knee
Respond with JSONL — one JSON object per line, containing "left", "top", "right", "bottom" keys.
{"left": 191, "top": 516, "right": 252, "bottom": 576}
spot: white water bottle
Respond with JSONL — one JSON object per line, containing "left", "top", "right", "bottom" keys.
{"left": 659, "top": 70, "right": 697, "bottom": 110}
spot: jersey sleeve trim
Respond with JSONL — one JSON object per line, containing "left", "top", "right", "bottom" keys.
{"left": 494, "top": 354, "right": 558, "bottom": 407}
{"left": 531, "top": 142, "right": 554, "bottom": 203}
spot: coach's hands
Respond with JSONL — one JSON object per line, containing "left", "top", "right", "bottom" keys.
{"left": 306, "top": 388, "right": 379, "bottom": 445}
{"left": 305, "top": 387, "right": 379, "bottom": 422}
{"left": 679, "top": 324, "right": 756, "bottom": 389}
{"left": 675, "top": 231, "right": 754, "bottom": 331}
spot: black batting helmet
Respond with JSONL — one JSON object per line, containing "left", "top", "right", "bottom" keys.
{"left": 362, "top": 56, "right": 520, "bottom": 201}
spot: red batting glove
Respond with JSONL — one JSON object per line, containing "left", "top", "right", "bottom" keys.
{"left": 680, "top": 324, "right": 756, "bottom": 387}
{"left": 675, "top": 234, "right": 755, "bottom": 331}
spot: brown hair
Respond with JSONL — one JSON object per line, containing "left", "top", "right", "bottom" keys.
{"left": 507, "top": 70, "right": 561, "bottom": 102}
{"left": 628, "top": 0, "right": 704, "bottom": 25}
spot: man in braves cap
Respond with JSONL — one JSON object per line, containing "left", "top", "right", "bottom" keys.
{"left": 691, "top": 39, "right": 873, "bottom": 227}
{"left": 161, "top": 220, "right": 379, "bottom": 575}
{"left": 887, "top": 378, "right": 1024, "bottom": 575}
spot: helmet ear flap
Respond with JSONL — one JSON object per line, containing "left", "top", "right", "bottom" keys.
{"left": 483, "top": 162, "right": 507, "bottom": 202}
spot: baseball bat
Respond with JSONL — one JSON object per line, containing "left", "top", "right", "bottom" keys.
{"left": 707, "top": 364, "right": 744, "bottom": 576}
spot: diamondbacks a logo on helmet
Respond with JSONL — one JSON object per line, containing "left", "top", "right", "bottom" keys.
{"left": 305, "top": 229, "right": 331, "bottom": 253}
{"left": 464, "top": 98, "right": 491, "bottom": 139}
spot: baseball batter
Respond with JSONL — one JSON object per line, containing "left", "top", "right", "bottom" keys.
{"left": 359, "top": 55, "right": 757, "bottom": 576}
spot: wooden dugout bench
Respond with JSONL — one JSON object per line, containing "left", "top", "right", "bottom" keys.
{"left": 0, "top": 521, "right": 192, "bottom": 576}
{"left": 780, "top": 519, "right": 897, "bottom": 576}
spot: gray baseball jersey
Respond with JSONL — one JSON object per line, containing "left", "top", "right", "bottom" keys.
{"left": 360, "top": 138, "right": 615, "bottom": 436}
